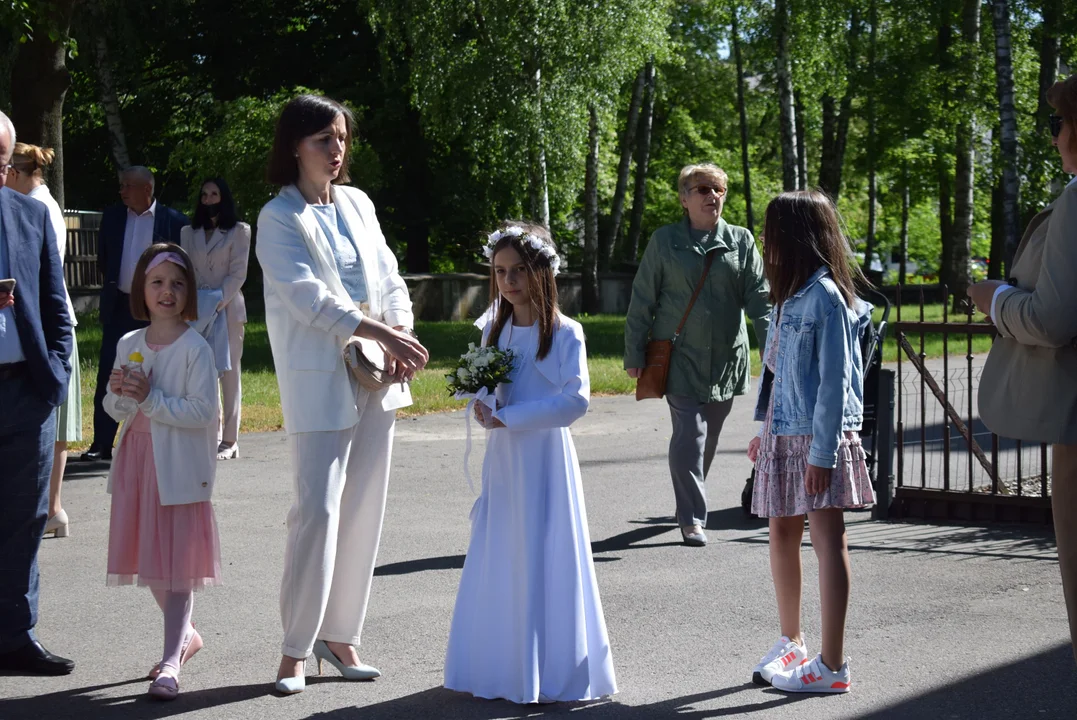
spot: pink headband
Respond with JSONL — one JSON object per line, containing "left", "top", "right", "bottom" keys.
{"left": 145, "top": 252, "right": 186, "bottom": 274}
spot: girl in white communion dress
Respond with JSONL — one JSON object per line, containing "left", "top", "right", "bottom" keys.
{"left": 443, "top": 222, "right": 617, "bottom": 705}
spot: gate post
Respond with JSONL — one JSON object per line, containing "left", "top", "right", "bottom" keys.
{"left": 873, "top": 369, "right": 896, "bottom": 520}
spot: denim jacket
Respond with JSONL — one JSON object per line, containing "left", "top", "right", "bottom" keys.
{"left": 753, "top": 267, "right": 872, "bottom": 468}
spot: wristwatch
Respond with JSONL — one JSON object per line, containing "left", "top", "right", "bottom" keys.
{"left": 398, "top": 326, "right": 419, "bottom": 339}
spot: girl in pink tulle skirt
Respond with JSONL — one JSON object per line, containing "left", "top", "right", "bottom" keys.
{"left": 103, "top": 244, "right": 222, "bottom": 701}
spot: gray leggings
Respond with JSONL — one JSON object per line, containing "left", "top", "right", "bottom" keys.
{"left": 666, "top": 394, "right": 734, "bottom": 528}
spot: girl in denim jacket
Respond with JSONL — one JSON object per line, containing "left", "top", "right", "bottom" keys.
{"left": 746, "top": 191, "right": 874, "bottom": 694}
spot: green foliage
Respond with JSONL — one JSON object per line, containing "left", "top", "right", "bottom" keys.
{"left": 23, "top": 0, "right": 1074, "bottom": 287}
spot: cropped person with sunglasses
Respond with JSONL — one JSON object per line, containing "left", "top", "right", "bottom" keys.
{"left": 968, "top": 75, "right": 1077, "bottom": 664}
{"left": 624, "top": 163, "right": 771, "bottom": 546}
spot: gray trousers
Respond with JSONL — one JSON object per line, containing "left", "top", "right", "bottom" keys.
{"left": 666, "top": 394, "right": 734, "bottom": 528}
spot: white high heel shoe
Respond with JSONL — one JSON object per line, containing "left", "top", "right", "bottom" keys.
{"left": 216, "top": 442, "right": 239, "bottom": 460}
{"left": 312, "top": 640, "right": 380, "bottom": 680}
{"left": 44, "top": 510, "right": 69, "bottom": 538}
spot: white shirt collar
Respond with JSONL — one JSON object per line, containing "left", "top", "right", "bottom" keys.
{"left": 1067, "top": 175, "right": 1077, "bottom": 188}
{"left": 127, "top": 199, "right": 157, "bottom": 218}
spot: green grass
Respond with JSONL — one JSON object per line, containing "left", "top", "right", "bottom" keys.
{"left": 68, "top": 303, "right": 989, "bottom": 449}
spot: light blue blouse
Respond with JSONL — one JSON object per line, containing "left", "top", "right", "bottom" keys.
{"left": 311, "top": 203, "right": 368, "bottom": 304}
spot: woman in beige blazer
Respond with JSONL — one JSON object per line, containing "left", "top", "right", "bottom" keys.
{"left": 968, "top": 75, "right": 1077, "bottom": 664}
{"left": 180, "top": 178, "right": 250, "bottom": 460}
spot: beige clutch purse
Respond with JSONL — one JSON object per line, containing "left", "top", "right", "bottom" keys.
{"left": 343, "top": 337, "right": 397, "bottom": 392}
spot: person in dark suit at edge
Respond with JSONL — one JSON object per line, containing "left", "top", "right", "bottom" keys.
{"left": 0, "top": 109, "right": 75, "bottom": 675}
{"left": 80, "top": 166, "right": 187, "bottom": 461}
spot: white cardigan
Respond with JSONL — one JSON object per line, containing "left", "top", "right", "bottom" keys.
{"left": 104, "top": 327, "right": 218, "bottom": 506}
{"left": 256, "top": 184, "right": 415, "bottom": 434}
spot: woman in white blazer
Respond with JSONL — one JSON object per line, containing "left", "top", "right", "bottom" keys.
{"left": 180, "top": 178, "right": 250, "bottom": 460}
{"left": 258, "top": 94, "right": 429, "bottom": 694}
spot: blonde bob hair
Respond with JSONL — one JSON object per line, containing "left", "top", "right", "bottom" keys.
{"left": 677, "top": 163, "right": 729, "bottom": 196}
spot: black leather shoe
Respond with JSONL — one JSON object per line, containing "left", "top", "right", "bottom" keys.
{"left": 0, "top": 640, "right": 75, "bottom": 675}
{"left": 78, "top": 448, "right": 112, "bottom": 462}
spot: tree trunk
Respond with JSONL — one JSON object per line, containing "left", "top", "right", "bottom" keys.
{"left": 92, "top": 33, "right": 131, "bottom": 176}
{"left": 732, "top": 4, "right": 754, "bottom": 235}
{"left": 950, "top": 0, "right": 980, "bottom": 309}
{"left": 775, "top": 0, "right": 799, "bottom": 192}
{"left": 528, "top": 65, "right": 550, "bottom": 229}
{"left": 603, "top": 66, "right": 645, "bottom": 270}
{"left": 795, "top": 90, "right": 808, "bottom": 191}
{"left": 583, "top": 103, "right": 600, "bottom": 315}
{"left": 864, "top": 0, "right": 879, "bottom": 275}
{"left": 993, "top": 0, "right": 1020, "bottom": 274}
{"left": 1036, "top": 0, "right": 1062, "bottom": 132}
{"left": 990, "top": 181, "right": 1005, "bottom": 280}
{"left": 936, "top": 11, "right": 954, "bottom": 288}
{"left": 10, "top": 0, "right": 79, "bottom": 209}
{"left": 900, "top": 163, "right": 910, "bottom": 284}
{"left": 624, "top": 58, "right": 656, "bottom": 263}
{"left": 820, "top": 94, "right": 838, "bottom": 196}
{"left": 819, "top": 7, "right": 862, "bottom": 204}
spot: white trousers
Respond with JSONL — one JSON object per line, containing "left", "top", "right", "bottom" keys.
{"left": 218, "top": 322, "right": 245, "bottom": 444}
{"left": 279, "top": 403, "right": 395, "bottom": 658}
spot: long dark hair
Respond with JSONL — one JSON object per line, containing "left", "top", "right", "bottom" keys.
{"left": 486, "top": 221, "right": 559, "bottom": 361}
{"left": 191, "top": 177, "right": 239, "bottom": 230}
{"left": 762, "top": 190, "right": 864, "bottom": 308}
{"left": 266, "top": 94, "right": 356, "bottom": 187}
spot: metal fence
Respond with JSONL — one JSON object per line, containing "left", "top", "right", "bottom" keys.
{"left": 63, "top": 210, "right": 104, "bottom": 291}
{"left": 889, "top": 287, "right": 1052, "bottom": 523}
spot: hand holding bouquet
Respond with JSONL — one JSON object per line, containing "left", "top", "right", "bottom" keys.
{"left": 450, "top": 344, "right": 515, "bottom": 490}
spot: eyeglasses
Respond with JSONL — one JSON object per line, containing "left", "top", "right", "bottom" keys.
{"left": 1050, "top": 114, "right": 1064, "bottom": 138}
{"left": 0, "top": 164, "right": 13, "bottom": 177}
{"left": 692, "top": 184, "right": 726, "bottom": 197}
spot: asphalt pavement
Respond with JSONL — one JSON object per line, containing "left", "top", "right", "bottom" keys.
{"left": 0, "top": 394, "right": 1073, "bottom": 719}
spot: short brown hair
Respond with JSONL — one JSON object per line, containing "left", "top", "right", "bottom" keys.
{"left": 678, "top": 164, "right": 728, "bottom": 195}
{"left": 1047, "top": 75, "right": 1077, "bottom": 154}
{"left": 129, "top": 243, "right": 199, "bottom": 322}
{"left": 267, "top": 94, "right": 356, "bottom": 186}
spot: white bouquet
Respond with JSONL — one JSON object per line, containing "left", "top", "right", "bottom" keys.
{"left": 446, "top": 343, "right": 515, "bottom": 398}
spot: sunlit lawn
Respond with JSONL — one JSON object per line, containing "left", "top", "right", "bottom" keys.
{"left": 68, "top": 303, "right": 991, "bottom": 450}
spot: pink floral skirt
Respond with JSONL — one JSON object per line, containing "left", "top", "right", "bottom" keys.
{"left": 106, "top": 427, "right": 222, "bottom": 592}
{"left": 751, "top": 402, "right": 875, "bottom": 518}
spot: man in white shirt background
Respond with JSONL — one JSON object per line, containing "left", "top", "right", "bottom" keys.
{"left": 80, "top": 166, "right": 187, "bottom": 461}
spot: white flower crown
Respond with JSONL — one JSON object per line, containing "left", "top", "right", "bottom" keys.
{"left": 482, "top": 226, "right": 562, "bottom": 276}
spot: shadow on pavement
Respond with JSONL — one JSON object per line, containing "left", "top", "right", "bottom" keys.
{"left": 374, "top": 525, "right": 686, "bottom": 578}
{"left": 730, "top": 520, "right": 1057, "bottom": 561}
{"left": 302, "top": 683, "right": 811, "bottom": 719}
{"left": 0, "top": 678, "right": 272, "bottom": 720}
{"left": 855, "top": 643, "right": 1076, "bottom": 719}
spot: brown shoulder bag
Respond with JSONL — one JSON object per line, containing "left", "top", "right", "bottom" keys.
{"left": 635, "top": 250, "right": 716, "bottom": 401}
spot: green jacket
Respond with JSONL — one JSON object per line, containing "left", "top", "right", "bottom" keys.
{"left": 624, "top": 217, "right": 771, "bottom": 403}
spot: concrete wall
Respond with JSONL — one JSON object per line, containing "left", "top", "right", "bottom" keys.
{"left": 403, "top": 272, "right": 637, "bottom": 321}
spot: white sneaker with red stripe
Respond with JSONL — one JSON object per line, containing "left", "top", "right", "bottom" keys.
{"left": 752, "top": 636, "right": 809, "bottom": 686}
{"left": 771, "top": 653, "right": 851, "bottom": 694}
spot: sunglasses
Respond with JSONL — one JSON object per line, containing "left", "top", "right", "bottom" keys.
{"left": 692, "top": 184, "right": 726, "bottom": 197}
{"left": 1050, "top": 114, "right": 1064, "bottom": 138}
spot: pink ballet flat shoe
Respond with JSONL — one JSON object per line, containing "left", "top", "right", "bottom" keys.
{"left": 148, "top": 629, "right": 202, "bottom": 680}
{"left": 148, "top": 674, "right": 179, "bottom": 700}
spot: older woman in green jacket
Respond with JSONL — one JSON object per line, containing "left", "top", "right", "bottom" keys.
{"left": 624, "top": 164, "right": 771, "bottom": 547}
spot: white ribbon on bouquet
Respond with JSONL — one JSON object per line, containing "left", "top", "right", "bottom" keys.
{"left": 456, "top": 386, "right": 498, "bottom": 493}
